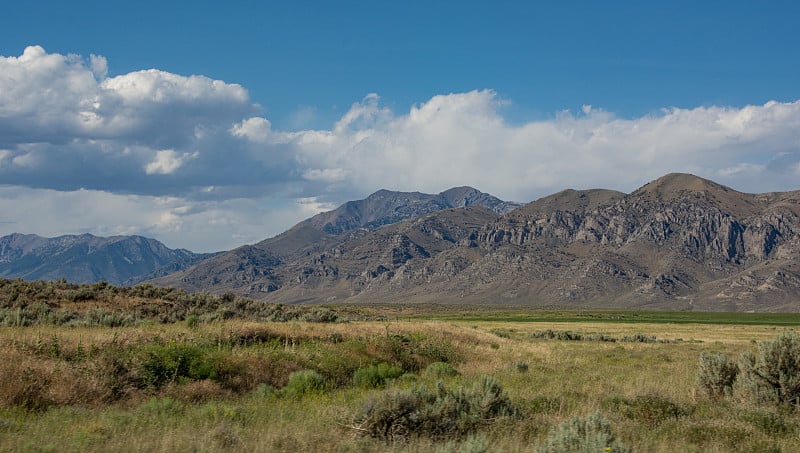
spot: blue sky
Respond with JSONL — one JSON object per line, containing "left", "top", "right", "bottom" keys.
{"left": 5, "top": 1, "right": 797, "bottom": 127}
{"left": 1, "top": 1, "right": 799, "bottom": 251}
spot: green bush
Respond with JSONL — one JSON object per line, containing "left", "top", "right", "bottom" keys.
{"left": 282, "top": 370, "right": 327, "bottom": 397}
{"left": 425, "top": 362, "right": 459, "bottom": 379}
{"left": 740, "top": 332, "right": 800, "bottom": 405}
{"left": 250, "top": 383, "right": 277, "bottom": 399}
{"left": 135, "top": 344, "right": 222, "bottom": 388}
{"left": 697, "top": 351, "right": 739, "bottom": 399}
{"left": 353, "top": 363, "right": 404, "bottom": 388}
{"left": 354, "top": 376, "right": 513, "bottom": 442}
{"left": 300, "top": 307, "right": 342, "bottom": 323}
{"left": 538, "top": 411, "right": 631, "bottom": 453}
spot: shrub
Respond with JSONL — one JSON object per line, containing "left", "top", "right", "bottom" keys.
{"left": 604, "top": 395, "right": 689, "bottom": 427}
{"left": 697, "top": 351, "right": 739, "bottom": 399}
{"left": 356, "top": 387, "right": 420, "bottom": 441}
{"left": 251, "top": 383, "right": 277, "bottom": 399}
{"left": 621, "top": 333, "right": 657, "bottom": 343}
{"left": 83, "top": 308, "right": 136, "bottom": 327}
{"left": 185, "top": 314, "right": 200, "bottom": 328}
{"left": 135, "top": 345, "right": 222, "bottom": 388}
{"left": 514, "top": 361, "right": 529, "bottom": 373}
{"left": 425, "top": 362, "right": 459, "bottom": 379}
{"left": 2, "top": 366, "right": 53, "bottom": 411}
{"left": 531, "top": 330, "right": 584, "bottom": 341}
{"left": 419, "top": 337, "right": 459, "bottom": 364}
{"left": 300, "top": 307, "right": 343, "bottom": 323}
{"left": 353, "top": 363, "right": 404, "bottom": 388}
{"left": 538, "top": 411, "right": 631, "bottom": 453}
{"left": 282, "top": 370, "right": 327, "bottom": 397}
{"left": 740, "top": 332, "right": 800, "bottom": 405}
{"left": 354, "top": 376, "right": 513, "bottom": 442}
{"left": 742, "top": 410, "right": 792, "bottom": 435}
{"left": 585, "top": 333, "right": 617, "bottom": 342}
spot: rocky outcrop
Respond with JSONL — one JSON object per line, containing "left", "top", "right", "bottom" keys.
{"left": 473, "top": 175, "right": 800, "bottom": 269}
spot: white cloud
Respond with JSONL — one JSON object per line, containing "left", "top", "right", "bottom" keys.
{"left": 145, "top": 150, "right": 198, "bottom": 175}
{"left": 2, "top": 46, "right": 800, "bottom": 251}
{"left": 282, "top": 90, "right": 800, "bottom": 201}
{"left": 89, "top": 54, "right": 108, "bottom": 80}
{"left": 230, "top": 117, "right": 272, "bottom": 143}
{"left": 295, "top": 197, "right": 338, "bottom": 217}
{"left": 0, "top": 187, "right": 330, "bottom": 252}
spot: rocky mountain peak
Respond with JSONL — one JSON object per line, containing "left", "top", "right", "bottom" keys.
{"left": 633, "top": 173, "right": 733, "bottom": 200}
{"left": 305, "top": 187, "right": 517, "bottom": 235}
{"left": 631, "top": 173, "right": 762, "bottom": 217}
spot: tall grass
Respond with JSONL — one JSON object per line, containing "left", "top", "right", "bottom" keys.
{"left": 1, "top": 317, "right": 799, "bottom": 452}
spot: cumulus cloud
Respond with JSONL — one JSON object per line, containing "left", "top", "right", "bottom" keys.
{"left": 2, "top": 46, "right": 800, "bottom": 251}
{"left": 230, "top": 117, "right": 272, "bottom": 142}
{"left": 0, "top": 46, "right": 266, "bottom": 197}
{"left": 281, "top": 91, "right": 800, "bottom": 201}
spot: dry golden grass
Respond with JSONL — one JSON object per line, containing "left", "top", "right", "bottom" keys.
{"left": 0, "top": 317, "right": 799, "bottom": 452}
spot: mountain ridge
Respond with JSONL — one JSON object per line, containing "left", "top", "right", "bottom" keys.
{"left": 153, "top": 173, "right": 800, "bottom": 312}
{"left": 151, "top": 186, "right": 521, "bottom": 293}
{"left": 0, "top": 233, "right": 215, "bottom": 285}
{"left": 6, "top": 175, "right": 800, "bottom": 312}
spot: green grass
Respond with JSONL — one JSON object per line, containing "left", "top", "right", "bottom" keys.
{"left": 399, "top": 307, "right": 800, "bottom": 325}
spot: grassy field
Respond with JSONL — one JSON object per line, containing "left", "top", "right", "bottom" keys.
{"left": 387, "top": 304, "right": 800, "bottom": 325}
{"left": 2, "top": 302, "right": 800, "bottom": 452}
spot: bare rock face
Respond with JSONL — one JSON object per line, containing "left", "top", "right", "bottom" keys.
{"left": 149, "top": 174, "right": 800, "bottom": 311}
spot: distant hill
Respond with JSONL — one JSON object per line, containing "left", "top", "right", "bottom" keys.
{"left": 0, "top": 233, "right": 215, "bottom": 285}
{"left": 152, "top": 174, "right": 800, "bottom": 312}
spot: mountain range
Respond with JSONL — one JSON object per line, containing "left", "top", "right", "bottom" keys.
{"left": 4, "top": 174, "right": 800, "bottom": 312}
{"left": 0, "top": 233, "right": 214, "bottom": 285}
{"left": 152, "top": 174, "right": 800, "bottom": 312}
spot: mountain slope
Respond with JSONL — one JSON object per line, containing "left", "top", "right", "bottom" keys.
{"left": 0, "top": 233, "right": 213, "bottom": 285}
{"left": 150, "top": 186, "right": 519, "bottom": 294}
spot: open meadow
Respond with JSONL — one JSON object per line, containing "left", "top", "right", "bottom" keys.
{"left": 3, "top": 285, "right": 800, "bottom": 452}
